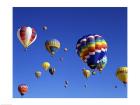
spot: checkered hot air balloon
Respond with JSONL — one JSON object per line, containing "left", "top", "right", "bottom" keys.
{"left": 17, "top": 26, "right": 37, "bottom": 49}
{"left": 76, "top": 34, "right": 108, "bottom": 71}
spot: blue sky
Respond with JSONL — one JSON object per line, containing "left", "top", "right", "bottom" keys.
{"left": 13, "top": 7, "right": 127, "bottom": 98}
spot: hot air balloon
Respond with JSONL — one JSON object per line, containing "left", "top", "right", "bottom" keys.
{"left": 35, "top": 71, "right": 42, "bottom": 78}
{"left": 64, "top": 48, "right": 68, "bottom": 52}
{"left": 65, "top": 80, "right": 68, "bottom": 85}
{"left": 49, "top": 67, "right": 55, "bottom": 75}
{"left": 42, "top": 62, "right": 50, "bottom": 71}
{"left": 76, "top": 34, "right": 107, "bottom": 71}
{"left": 116, "top": 67, "right": 128, "bottom": 84}
{"left": 45, "top": 39, "right": 61, "bottom": 56}
{"left": 18, "top": 84, "right": 28, "bottom": 96}
{"left": 17, "top": 26, "right": 37, "bottom": 49}
{"left": 43, "top": 26, "right": 48, "bottom": 30}
{"left": 83, "top": 69, "right": 91, "bottom": 78}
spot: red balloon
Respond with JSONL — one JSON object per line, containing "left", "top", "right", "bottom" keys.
{"left": 18, "top": 84, "right": 28, "bottom": 96}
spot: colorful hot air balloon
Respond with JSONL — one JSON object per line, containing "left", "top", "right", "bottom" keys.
{"left": 35, "top": 71, "right": 42, "bottom": 78}
{"left": 18, "top": 84, "right": 28, "bottom": 96}
{"left": 83, "top": 69, "right": 91, "bottom": 78}
{"left": 76, "top": 34, "right": 107, "bottom": 71}
{"left": 45, "top": 39, "right": 61, "bottom": 56}
{"left": 42, "top": 62, "right": 50, "bottom": 71}
{"left": 116, "top": 67, "right": 128, "bottom": 84}
{"left": 17, "top": 26, "right": 37, "bottom": 49}
{"left": 49, "top": 67, "right": 55, "bottom": 75}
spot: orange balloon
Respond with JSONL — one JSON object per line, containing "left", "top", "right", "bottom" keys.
{"left": 18, "top": 84, "right": 28, "bottom": 96}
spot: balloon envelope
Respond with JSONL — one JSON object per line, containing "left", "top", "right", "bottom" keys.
{"left": 76, "top": 34, "right": 107, "bottom": 70}
{"left": 35, "top": 71, "right": 42, "bottom": 78}
{"left": 43, "top": 26, "right": 48, "bottom": 30}
{"left": 116, "top": 67, "right": 128, "bottom": 84}
{"left": 17, "top": 26, "right": 37, "bottom": 48}
{"left": 42, "top": 62, "right": 50, "bottom": 71}
{"left": 64, "top": 48, "right": 68, "bottom": 52}
{"left": 18, "top": 84, "right": 28, "bottom": 96}
{"left": 83, "top": 69, "right": 91, "bottom": 78}
{"left": 49, "top": 67, "right": 55, "bottom": 75}
{"left": 45, "top": 39, "right": 61, "bottom": 56}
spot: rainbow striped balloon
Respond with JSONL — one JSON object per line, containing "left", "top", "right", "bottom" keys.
{"left": 76, "top": 34, "right": 108, "bottom": 70}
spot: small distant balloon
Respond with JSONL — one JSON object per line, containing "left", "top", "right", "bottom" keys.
{"left": 65, "top": 80, "right": 68, "bottom": 85}
{"left": 35, "top": 71, "right": 42, "bottom": 79}
{"left": 43, "top": 26, "right": 48, "bottom": 30}
{"left": 64, "top": 48, "right": 68, "bottom": 52}
{"left": 49, "top": 67, "right": 55, "bottom": 75}
{"left": 116, "top": 67, "right": 128, "bottom": 84}
{"left": 83, "top": 68, "right": 91, "bottom": 78}
{"left": 42, "top": 62, "right": 50, "bottom": 71}
{"left": 18, "top": 84, "right": 28, "bottom": 96}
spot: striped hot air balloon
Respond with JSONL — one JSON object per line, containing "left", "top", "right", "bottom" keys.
{"left": 45, "top": 39, "right": 61, "bottom": 56}
{"left": 76, "top": 34, "right": 107, "bottom": 71}
{"left": 17, "top": 26, "right": 37, "bottom": 49}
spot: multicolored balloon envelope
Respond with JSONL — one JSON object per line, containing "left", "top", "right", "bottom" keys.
{"left": 76, "top": 34, "right": 108, "bottom": 71}
{"left": 45, "top": 39, "right": 61, "bottom": 56}
{"left": 18, "top": 84, "right": 28, "bottom": 96}
{"left": 17, "top": 26, "right": 37, "bottom": 49}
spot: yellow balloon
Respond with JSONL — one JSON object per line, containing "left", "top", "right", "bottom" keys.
{"left": 116, "top": 67, "right": 128, "bottom": 84}
{"left": 42, "top": 62, "right": 50, "bottom": 71}
{"left": 83, "top": 69, "right": 91, "bottom": 78}
{"left": 35, "top": 71, "right": 42, "bottom": 78}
